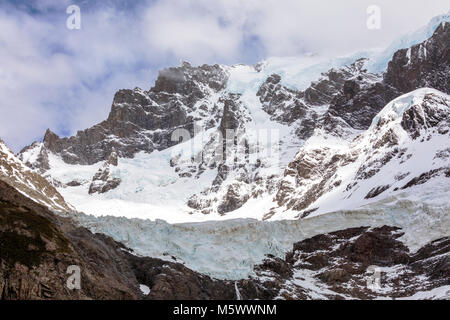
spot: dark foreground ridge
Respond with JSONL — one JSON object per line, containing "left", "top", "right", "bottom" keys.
{"left": 0, "top": 180, "right": 448, "bottom": 300}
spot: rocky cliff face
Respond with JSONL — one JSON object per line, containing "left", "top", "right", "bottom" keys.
{"left": 275, "top": 89, "right": 450, "bottom": 217}
{"left": 0, "top": 180, "right": 139, "bottom": 299}
{"left": 384, "top": 22, "right": 450, "bottom": 95}
{"left": 257, "top": 58, "right": 380, "bottom": 138}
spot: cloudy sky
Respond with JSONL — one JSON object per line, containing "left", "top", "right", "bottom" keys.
{"left": 0, "top": 0, "right": 449, "bottom": 152}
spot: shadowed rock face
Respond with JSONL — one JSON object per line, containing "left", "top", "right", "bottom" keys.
{"left": 0, "top": 180, "right": 139, "bottom": 300}
{"left": 400, "top": 93, "right": 450, "bottom": 139}
{"left": 325, "top": 82, "right": 400, "bottom": 131}
{"left": 384, "top": 22, "right": 450, "bottom": 95}
{"left": 256, "top": 58, "right": 378, "bottom": 140}
{"left": 126, "top": 254, "right": 237, "bottom": 300}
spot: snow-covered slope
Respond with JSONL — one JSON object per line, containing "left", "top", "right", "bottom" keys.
{"left": 274, "top": 88, "right": 450, "bottom": 220}
{"left": 0, "top": 139, "right": 71, "bottom": 212}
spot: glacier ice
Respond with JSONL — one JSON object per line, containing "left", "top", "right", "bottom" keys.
{"left": 75, "top": 189, "right": 450, "bottom": 280}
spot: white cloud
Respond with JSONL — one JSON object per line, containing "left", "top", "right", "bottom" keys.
{"left": 141, "top": 0, "right": 450, "bottom": 57}
{"left": 141, "top": 1, "right": 243, "bottom": 64}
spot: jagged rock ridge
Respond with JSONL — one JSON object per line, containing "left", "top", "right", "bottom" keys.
{"left": 275, "top": 89, "right": 450, "bottom": 217}
{"left": 0, "top": 139, "right": 71, "bottom": 212}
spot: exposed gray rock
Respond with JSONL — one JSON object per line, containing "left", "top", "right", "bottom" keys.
{"left": 256, "top": 58, "right": 379, "bottom": 140}
{"left": 88, "top": 149, "right": 121, "bottom": 194}
{"left": 324, "top": 23, "right": 449, "bottom": 134}
{"left": 325, "top": 82, "right": 400, "bottom": 131}
{"left": 28, "top": 63, "right": 229, "bottom": 168}
{"left": 250, "top": 226, "right": 450, "bottom": 300}
{"left": 400, "top": 92, "right": 450, "bottom": 139}
{"left": 18, "top": 142, "right": 50, "bottom": 174}
{"left": 217, "top": 184, "right": 250, "bottom": 215}
{"left": 384, "top": 22, "right": 450, "bottom": 95}
{"left": 66, "top": 179, "right": 88, "bottom": 187}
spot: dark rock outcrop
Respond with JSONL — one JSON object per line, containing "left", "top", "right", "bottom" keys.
{"left": 88, "top": 149, "right": 121, "bottom": 194}
{"left": 323, "top": 23, "right": 449, "bottom": 135}
{"left": 0, "top": 180, "right": 139, "bottom": 300}
{"left": 384, "top": 22, "right": 450, "bottom": 95}
{"left": 217, "top": 184, "right": 250, "bottom": 215}
{"left": 251, "top": 226, "right": 450, "bottom": 300}
{"left": 325, "top": 82, "right": 399, "bottom": 131}
{"left": 256, "top": 59, "right": 378, "bottom": 139}
{"left": 400, "top": 92, "right": 450, "bottom": 139}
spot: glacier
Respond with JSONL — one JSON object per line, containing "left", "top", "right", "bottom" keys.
{"left": 76, "top": 188, "right": 450, "bottom": 280}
